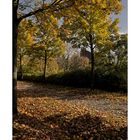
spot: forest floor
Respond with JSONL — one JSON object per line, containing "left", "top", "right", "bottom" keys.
{"left": 13, "top": 81, "right": 127, "bottom": 140}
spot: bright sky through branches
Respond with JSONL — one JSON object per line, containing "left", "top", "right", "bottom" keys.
{"left": 120, "top": 0, "right": 127, "bottom": 33}
{"left": 45, "top": 0, "right": 128, "bottom": 33}
{"left": 113, "top": 0, "right": 127, "bottom": 33}
{"left": 20, "top": 0, "right": 127, "bottom": 33}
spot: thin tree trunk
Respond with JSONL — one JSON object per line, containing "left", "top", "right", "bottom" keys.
{"left": 89, "top": 34, "right": 95, "bottom": 89}
{"left": 43, "top": 50, "right": 47, "bottom": 80}
{"left": 19, "top": 54, "right": 23, "bottom": 80}
{"left": 65, "top": 56, "right": 69, "bottom": 71}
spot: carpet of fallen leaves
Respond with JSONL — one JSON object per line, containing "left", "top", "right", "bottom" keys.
{"left": 13, "top": 81, "right": 127, "bottom": 140}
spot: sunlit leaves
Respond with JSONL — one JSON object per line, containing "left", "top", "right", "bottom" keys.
{"left": 59, "top": 0, "right": 122, "bottom": 49}
{"left": 17, "top": 19, "right": 35, "bottom": 48}
{"left": 30, "top": 12, "right": 66, "bottom": 61}
{"left": 109, "top": 18, "right": 120, "bottom": 35}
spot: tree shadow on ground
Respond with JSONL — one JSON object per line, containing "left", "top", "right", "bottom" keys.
{"left": 17, "top": 81, "right": 126, "bottom": 101}
{"left": 17, "top": 82, "right": 93, "bottom": 100}
{"left": 13, "top": 112, "right": 127, "bottom": 140}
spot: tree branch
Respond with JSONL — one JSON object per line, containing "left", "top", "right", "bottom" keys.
{"left": 18, "top": 0, "right": 63, "bottom": 23}
{"left": 53, "top": 0, "right": 75, "bottom": 12}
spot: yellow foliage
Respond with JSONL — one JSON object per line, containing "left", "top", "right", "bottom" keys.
{"left": 18, "top": 19, "right": 35, "bottom": 48}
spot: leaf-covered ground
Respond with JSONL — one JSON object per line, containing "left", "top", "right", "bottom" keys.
{"left": 13, "top": 81, "right": 127, "bottom": 140}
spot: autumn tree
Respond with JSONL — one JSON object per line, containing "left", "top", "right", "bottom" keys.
{"left": 60, "top": 0, "right": 122, "bottom": 89}
{"left": 110, "top": 33, "right": 127, "bottom": 84}
{"left": 13, "top": 0, "right": 79, "bottom": 114}
{"left": 114, "top": 34, "right": 127, "bottom": 66}
{"left": 32, "top": 12, "right": 66, "bottom": 79}
{"left": 17, "top": 19, "right": 35, "bottom": 79}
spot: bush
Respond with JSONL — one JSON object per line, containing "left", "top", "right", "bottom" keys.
{"left": 46, "top": 69, "right": 91, "bottom": 88}
{"left": 18, "top": 69, "right": 127, "bottom": 92}
{"left": 17, "top": 73, "right": 44, "bottom": 82}
{"left": 46, "top": 69, "right": 127, "bottom": 92}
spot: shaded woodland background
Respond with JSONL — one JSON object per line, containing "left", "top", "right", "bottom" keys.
{"left": 17, "top": 33, "right": 127, "bottom": 92}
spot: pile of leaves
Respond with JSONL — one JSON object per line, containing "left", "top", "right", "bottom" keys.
{"left": 13, "top": 82, "right": 127, "bottom": 140}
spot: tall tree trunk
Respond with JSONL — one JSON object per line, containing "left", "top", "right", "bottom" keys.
{"left": 89, "top": 34, "right": 95, "bottom": 89}
{"left": 13, "top": 0, "right": 19, "bottom": 115}
{"left": 43, "top": 50, "right": 47, "bottom": 80}
{"left": 19, "top": 54, "right": 23, "bottom": 80}
{"left": 13, "top": 24, "right": 18, "bottom": 114}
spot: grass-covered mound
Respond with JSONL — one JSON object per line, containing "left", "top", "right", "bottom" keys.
{"left": 18, "top": 69, "right": 127, "bottom": 92}
{"left": 46, "top": 69, "right": 127, "bottom": 92}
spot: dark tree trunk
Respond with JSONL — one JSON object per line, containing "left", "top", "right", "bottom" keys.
{"left": 43, "top": 50, "right": 47, "bottom": 80}
{"left": 19, "top": 54, "right": 23, "bottom": 80}
{"left": 89, "top": 34, "right": 95, "bottom": 89}
{"left": 13, "top": 28, "right": 18, "bottom": 114}
{"left": 13, "top": 0, "right": 20, "bottom": 115}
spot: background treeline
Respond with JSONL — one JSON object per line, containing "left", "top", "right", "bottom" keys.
{"left": 17, "top": 33, "right": 127, "bottom": 92}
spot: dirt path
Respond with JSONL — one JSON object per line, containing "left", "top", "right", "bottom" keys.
{"left": 14, "top": 81, "right": 127, "bottom": 140}
{"left": 17, "top": 81, "right": 127, "bottom": 119}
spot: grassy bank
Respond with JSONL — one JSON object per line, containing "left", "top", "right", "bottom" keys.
{"left": 18, "top": 69, "right": 127, "bottom": 92}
